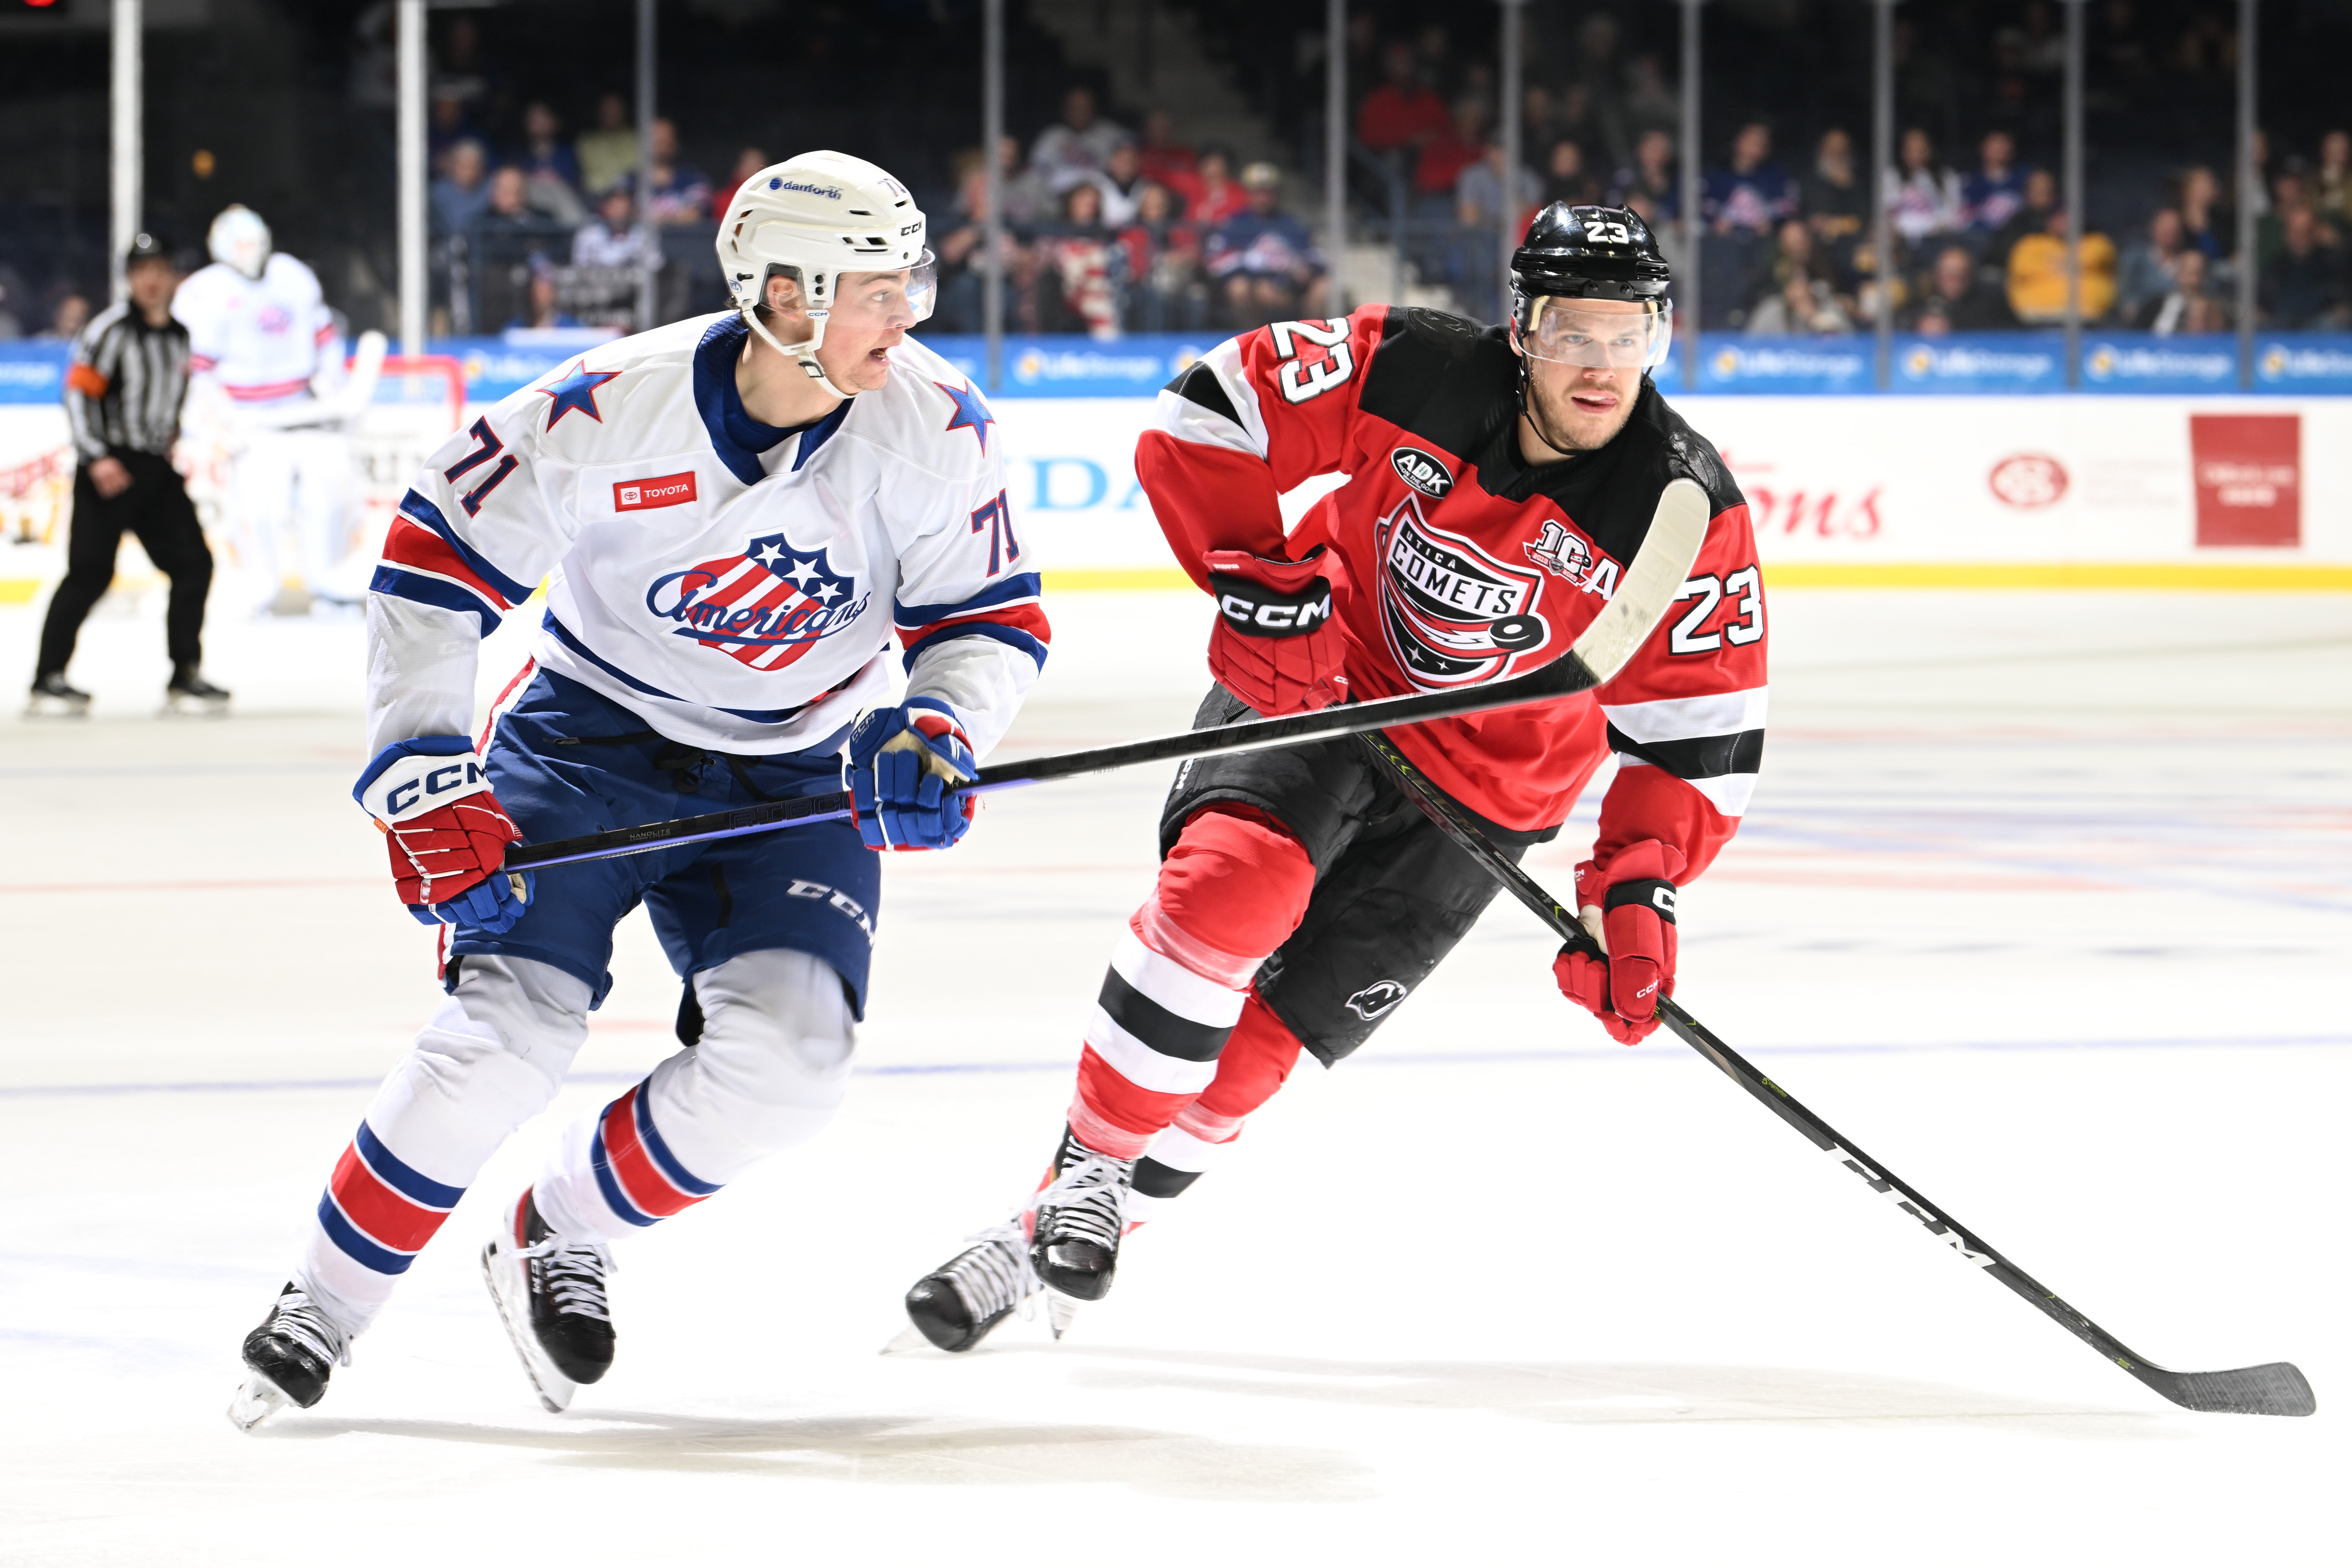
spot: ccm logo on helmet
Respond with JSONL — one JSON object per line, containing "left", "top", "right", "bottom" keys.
{"left": 1390, "top": 446, "right": 1454, "bottom": 499}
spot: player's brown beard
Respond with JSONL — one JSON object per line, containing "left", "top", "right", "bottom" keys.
{"left": 1519, "top": 367, "right": 1638, "bottom": 460}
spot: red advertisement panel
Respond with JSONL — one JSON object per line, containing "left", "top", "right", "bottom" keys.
{"left": 2190, "top": 414, "right": 2300, "bottom": 547}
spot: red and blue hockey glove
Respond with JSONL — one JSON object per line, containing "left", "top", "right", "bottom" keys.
{"left": 849, "top": 698, "right": 978, "bottom": 852}
{"left": 354, "top": 736, "right": 531, "bottom": 934}
{"left": 1552, "top": 839, "right": 1688, "bottom": 1044}
{"left": 1203, "top": 547, "right": 1348, "bottom": 717}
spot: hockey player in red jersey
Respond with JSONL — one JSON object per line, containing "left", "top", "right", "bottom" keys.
{"left": 902, "top": 205, "right": 1766, "bottom": 1350}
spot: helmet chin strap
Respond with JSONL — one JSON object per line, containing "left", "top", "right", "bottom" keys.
{"left": 1516, "top": 359, "right": 1587, "bottom": 462}
{"left": 743, "top": 301, "right": 855, "bottom": 402}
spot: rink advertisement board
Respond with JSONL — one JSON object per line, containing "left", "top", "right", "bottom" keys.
{"left": 981, "top": 395, "right": 2352, "bottom": 581}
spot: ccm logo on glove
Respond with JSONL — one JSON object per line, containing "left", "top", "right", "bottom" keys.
{"left": 1210, "top": 574, "right": 1334, "bottom": 637}
{"left": 1201, "top": 547, "right": 1349, "bottom": 716}
{"left": 354, "top": 736, "right": 531, "bottom": 935}
{"left": 380, "top": 759, "right": 489, "bottom": 819}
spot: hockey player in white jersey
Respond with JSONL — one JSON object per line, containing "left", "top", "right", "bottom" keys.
{"left": 174, "top": 205, "right": 357, "bottom": 609}
{"left": 229, "top": 151, "right": 1048, "bottom": 1428}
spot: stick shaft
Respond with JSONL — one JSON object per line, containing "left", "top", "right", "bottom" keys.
{"left": 1351, "top": 730, "right": 2303, "bottom": 1414}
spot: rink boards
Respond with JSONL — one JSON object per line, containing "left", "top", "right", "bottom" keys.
{"left": 4, "top": 393, "right": 2350, "bottom": 599}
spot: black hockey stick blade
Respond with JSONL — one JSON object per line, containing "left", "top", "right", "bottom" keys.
{"left": 1353, "top": 729, "right": 2316, "bottom": 1418}
{"left": 502, "top": 480, "right": 1715, "bottom": 873}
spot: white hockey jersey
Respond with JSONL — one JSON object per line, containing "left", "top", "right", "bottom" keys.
{"left": 174, "top": 253, "right": 343, "bottom": 411}
{"left": 368, "top": 313, "right": 1047, "bottom": 760}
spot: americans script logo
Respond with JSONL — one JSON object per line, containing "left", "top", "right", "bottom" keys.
{"left": 644, "top": 534, "right": 870, "bottom": 671}
{"left": 1374, "top": 493, "right": 1550, "bottom": 689}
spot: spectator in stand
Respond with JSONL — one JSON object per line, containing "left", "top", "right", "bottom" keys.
{"left": 1118, "top": 180, "right": 1205, "bottom": 331}
{"left": 1704, "top": 122, "right": 1798, "bottom": 236}
{"left": 1136, "top": 110, "right": 1196, "bottom": 186}
{"left": 506, "top": 267, "right": 583, "bottom": 332}
{"left": 1963, "top": 131, "right": 2027, "bottom": 234}
{"left": 2178, "top": 165, "right": 2230, "bottom": 261}
{"left": 1031, "top": 87, "right": 1128, "bottom": 194}
{"left": 958, "top": 134, "right": 1055, "bottom": 231}
{"left": 1571, "top": 15, "right": 1634, "bottom": 169}
{"left": 428, "top": 90, "right": 477, "bottom": 177}
{"left": 1988, "top": 167, "right": 2060, "bottom": 265}
{"left": 1801, "top": 128, "right": 1868, "bottom": 252}
{"left": 1622, "top": 53, "right": 1679, "bottom": 139}
{"left": 1093, "top": 140, "right": 1150, "bottom": 227}
{"left": 515, "top": 102, "right": 585, "bottom": 223}
{"left": 1357, "top": 40, "right": 1451, "bottom": 160}
{"left": 1886, "top": 128, "right": 1963, "bottom": 245}
{"left": 2261, "top": 205, "right": 2349, "bottom": 327}
{"left": 0, "top": 280, "right": 19, "bottom": 340}
{"left": 2007, "top": 210, "right": 2118, "bottom": 322}
{"left": 430, "top": 139, "right": 492, "bottom": 236}
{"left": 1749, "top": 219, "right": 1853, "bottom": 319}
{"left": 1540, "top": 138, "right": 1602, "bottom": 209}
{"left": 2316, "top": 130, "right": 2352, "bottom": 227}
{"left": 1171, "top": 147, "right": 1248, "bottom": 229}
{"left": 1035, "top": 181, "right": 1121, "bottom": 339}
{"left": 644, "top": 119, "right": 710, "bottom": 226}
{"left": 2149, "top": 249, "right": 2229, "bottom": 335}
{"left": 1457, "top": 139, "right": 1542, "bottom": 232}
{"left": 40, "top": 293, "right": 93, "bottom": 342}
{"left": 712, "top": 147, "right": 767, "bottom": 218}
{"left": 1909, "top": 244, "right": 2019, "bottom": 331}
{"left": 1417, "top": 97, "right": 1490, "bottom": 200}
{"left": 576, "top": 93, "right": 638, "bottom": 197}
{"left": 477, "top": 166, "right": 543, "bottom": 238}
{"left": 1745, "top": 271, "right": 1853, "bottom": 335}
{"left": 1609, "top": 128, "right": 1680, "bottom": 223}
{"left": 573, "top": 182, "right": 656, "bottom": 270}
{"left": 1206, "top": 162, "right": 1327, "bottom": 330}
{"left": 2117, "top": 208, "right": 2187, "bottom": 324}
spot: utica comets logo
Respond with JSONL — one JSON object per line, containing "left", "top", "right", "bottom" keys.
{"left": 644, "top": 535, "right": 870, "bottom": 672}
{"left": 1375, "top": 493, "right": 1549, "bottom": 689}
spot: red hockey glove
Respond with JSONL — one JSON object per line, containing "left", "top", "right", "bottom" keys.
{"left": 1552, "top": 839, "right": 1688, "bottom": 1044}
{"left": 354, "top": 737, "right": 531, "bottom": 934}
{"left": 1203, "top": 547, "right": 1348, "bottom": 716}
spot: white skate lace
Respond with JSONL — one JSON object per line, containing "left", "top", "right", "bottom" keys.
{"left": 1028, "top": 1155, "right": 1132, "bottom": 1251}
{"left": 518, "top": 1235, "right": 617, "bottom": 1322}
{"left": 941, "top": 1220, "right": 1039, "bottom": 1324}
{"left": 269, "top": 1288, "right": 352, "bottom": 1369}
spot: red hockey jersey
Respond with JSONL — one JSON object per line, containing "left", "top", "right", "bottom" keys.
{"left": 1135, "top": 304, "right": 1766, "bottom": 878}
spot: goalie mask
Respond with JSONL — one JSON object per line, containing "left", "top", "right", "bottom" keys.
{"left": 715, "top": 150, "right": 937, "bottom": 399}
{"left": 208, "top": 205, "right": 272, "bottom": 281}
{"left": 1508, "top": 203, "right": 1674, "bottom": 372}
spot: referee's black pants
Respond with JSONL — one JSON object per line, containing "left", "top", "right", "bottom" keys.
{"left": 37, "top": 451, "right": 214, "bottom": 677}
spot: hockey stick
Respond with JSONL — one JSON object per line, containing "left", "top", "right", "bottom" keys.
{"left": 501, "top": 478, "right": 1716, "bottom": 873}
{"left": 1353, "top": 729, "right": 2316, "bottom": 1418}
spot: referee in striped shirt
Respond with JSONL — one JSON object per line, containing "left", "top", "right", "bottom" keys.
{"left": 30, "top": 232, "right": 230, "bottom": 716}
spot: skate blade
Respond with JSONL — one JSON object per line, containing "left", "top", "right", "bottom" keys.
{"left": 1046, "top": 1293, "right": 1081, "bottom": 1341}
{"left": 481, "top": 1242, "right": 577, "bottom": 1414}
{"left": 23, "top": 698, "right": 90, "bottom": 720}
{"left": 227, "top": 1372, "right": 292, "bottom": 1432}
{"left": 880, "top": 1325, "right": 935, "bottom": 1356}
{"left": 161, "top": 694, "right": 231, "bottom": 719}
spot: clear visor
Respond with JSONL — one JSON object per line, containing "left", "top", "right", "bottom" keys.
{"left": 822, "top": 251, "right": 938, "bottom": 330}
{"left": 1515, "top": 298, "right": 1673, "bottom": 369}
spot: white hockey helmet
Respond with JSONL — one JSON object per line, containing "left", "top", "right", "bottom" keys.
{"left": 716, "top": 150, "right": 935, "bottom": 397}
{"left": 208, "top": 205, "right": 272, "bottom": 280}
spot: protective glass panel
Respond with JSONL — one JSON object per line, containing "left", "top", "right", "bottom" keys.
{"left": 1516, "top": 299, "right": 1674, "bottom": 369}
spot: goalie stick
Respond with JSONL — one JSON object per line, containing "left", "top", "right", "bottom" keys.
{"left": 1351, "top": 728, "right": 2314, "bottom": 1418}
{"left": 501, "top": 478, "right": 1715, "bottom": 873}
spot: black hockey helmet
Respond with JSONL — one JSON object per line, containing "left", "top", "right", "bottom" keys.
{"left": 1509, "top": 203, "right": 1674, "bottom": 370}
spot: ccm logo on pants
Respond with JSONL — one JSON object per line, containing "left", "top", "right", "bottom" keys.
{"left": 615, "top": 472, "right": 699, "bottom": 511}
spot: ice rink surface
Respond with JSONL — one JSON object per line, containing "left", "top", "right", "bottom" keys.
{"left": 2, "top": 584, "right": 2347, "bottom": 1565}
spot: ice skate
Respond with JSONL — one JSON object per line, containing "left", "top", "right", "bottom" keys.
{"left": 163, "top": 665, "right": 231, "bottom": 717}
{"left": 228, "top": 1282, "right": 352, "bottom": 1432}
{"left": 482, "top": 1188, "right": 615, "bottom": 1413}
{"left": 1029, "top": 1126, "right": 1135, "bottom": 1306}
{"left": 24, "top": 672, "right": 91, "bottom": 719}
{"left": 903, "top": 1219, "right": 1040, "bottom": 1352}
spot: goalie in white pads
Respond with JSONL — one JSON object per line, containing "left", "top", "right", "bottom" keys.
{"left": 229, "top": 152, "right": 1047, "bottom": 1427}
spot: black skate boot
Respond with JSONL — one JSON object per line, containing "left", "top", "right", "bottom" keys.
{"left": 228, "top": 1283, "right": 352, "bottom": 1432}
{"left": 1028, "top": 1125, "right": 1135, "bottom": 1306}
{"left": 904, "top": 1220, "right": 1039, "bottom": 1352}
{"left": 164, "top": 664, "right": 231, "bottom": 717}
{"left": 24, "top": 671, "right": 91, "bottom": 719}
{"left": 482, "top": 1188, "right": 616, "bottom": 1413}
